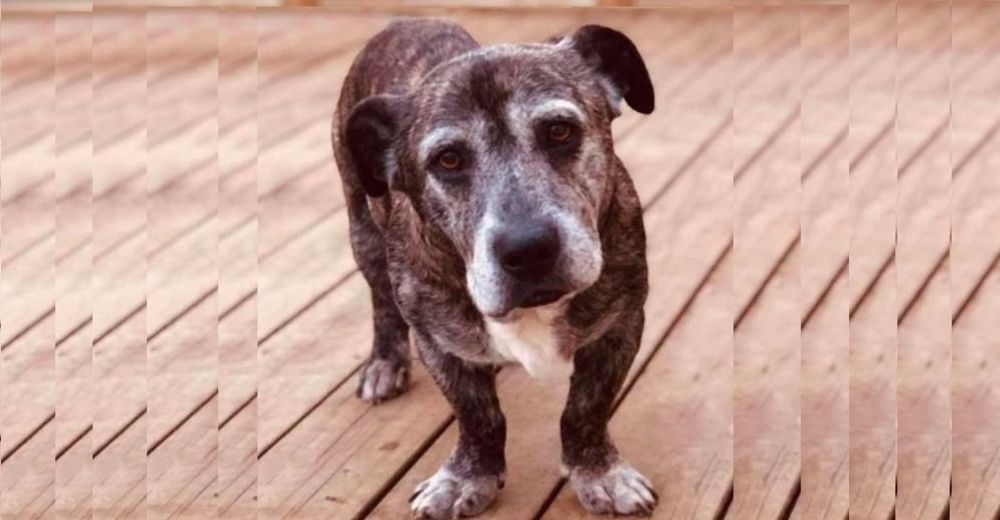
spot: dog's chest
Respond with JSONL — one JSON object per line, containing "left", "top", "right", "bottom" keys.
{"left": 485, "top": 307, "right": 574, "bottom": 379}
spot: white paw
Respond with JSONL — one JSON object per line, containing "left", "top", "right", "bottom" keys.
{"left": 409, "top": 467, "right": 502, "bottom": 519}
{"left": 357, "top": 357, "right": 410, "bottom": 403}
{"left": 565, "top": 461, "right": 658, "bottom": 516}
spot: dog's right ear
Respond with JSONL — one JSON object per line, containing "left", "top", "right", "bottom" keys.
{"left": 344, "top": 94, "right": 409, "bottom": 198}
{"left": 566, "top": 25, "right": 655, "bottom": 115}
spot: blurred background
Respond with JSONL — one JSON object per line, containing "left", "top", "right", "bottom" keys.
{"left": 0, "top": 1, "right": 996, "bottom": 520}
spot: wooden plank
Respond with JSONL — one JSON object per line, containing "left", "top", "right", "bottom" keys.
{"left": 90, "top": 13, "right": 148, "bottom": 520}
{"left": 40, "top": 10, "right": 232, "bottom": 516}
{"left": 253, "top": 10, "right": 399, "bottom": 347}
{"left": 71, "top": 14, "right": 384, "bottom": 505}
{"left": 951, "top": 263, "right": 1000, "bottom": 520}
{"left": 0, "top": 14, "right": 59, "bottom": 365}
{"left": 4, "top": 9, "right": 229, "bottom": 365}
{"left": 951, "top": 4, "right": 1000, "bottom": 519}
{"left": 848, "top": 2, "right": 897, "bottom": 518}
{"left": 144, "top": 10, "right": 220, "bottom": 519}
{"left": 30, "top": 12, "right": 306, "bottom": 502}
{"left": 218, "top": 304, "right": 259, "bottom": 520}
{"left": 93, "top": 412, "right": 147, "bottom": 520}
{"left": 728, "top": 6, "right": 801, "bottom": 518}
{"left": 147, "top": 396, "right": 218, "bottom": 520}
{"left": 218, "top": 9, "right": 259, "bottom": 520}
{"left": 85, "top": 14, "right": 237, "bottom": 518}
{"left": 797, "top": 5, "right": 849, "bottom": 519}
{"left": 0, "top": 13, "right": 58, "bottom": 520}
{"left": 839, "top": 5, "right": 977, "bottom": 518}
{"left": 56, "top": 331, "right": 96, "bottom": 520}
{"left": 56, "top": 428, "right": 93, "bottom": 520}
{"left": 0, "top": 11, "right": 149, "bottom": 359}
{"left": 54, "top": 11, "right": 95, "bottom": 520}
{"left": 145, "top": 10, "right": 219, "bottom": 518}
{"left": 5, "top": 9, "right": 262, "bottom": 374}
{"left": 894, "top": 5, "right": 951, "bottom": 519}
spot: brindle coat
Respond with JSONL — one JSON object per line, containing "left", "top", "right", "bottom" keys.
{"left": 333, "top": 18, "right": 657, "bottom": 518}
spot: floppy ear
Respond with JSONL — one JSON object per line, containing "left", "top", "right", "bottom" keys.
{"left": 568, "top": 25, "right": 655, "bottom": 114}
{"left": 344, "top": 94, "right": 409, "bottom": 198}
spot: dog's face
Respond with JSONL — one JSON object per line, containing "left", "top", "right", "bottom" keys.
{"left": 346, "top": 26, "right": 653, "bottom": 318}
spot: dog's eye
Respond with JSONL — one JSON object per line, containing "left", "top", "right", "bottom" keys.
{"left": 547, "top": 122, "right": 574, "bottom": 143}
{"left": 437, "top": 149, "right": 462, "bottom": 171}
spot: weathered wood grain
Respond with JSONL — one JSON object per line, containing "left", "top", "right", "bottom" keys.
{"left": 797, "top": 5, "right": 849, "bottom": 519}
{"left": 848, "top": 3, "right": 898, "bottom": 518}
{"left": 1, "top": 13, "right": 58, "bottom": 520}
{"left": 53, "top": 12, "right": 96, "bottom": 520}
{"left": 951, "top": 4, "right": 1000, "bottom": 520}
{"left": 729, "top": 6, "right": 801, "bottom": 518}
{"left": 145, "top": 11, "right": 220, "bottom": 519}
{"left": 895, "top": 4, "right": 952, "bottom": 519}
{"left": 90, "top": 14, "right": 148, "bottom": 520}
{"left": 218, "top": 9, "right": 260, "bottom": 520}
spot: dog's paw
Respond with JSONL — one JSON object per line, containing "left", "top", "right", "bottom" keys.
{"left": 408, "top": 467, "right": 502, "bottom": 519}
{"left": 357, "top": 356, "right": 410, "bottom": 403}
{"left": 565, "top": 461, "right": 658, "bottom": 516}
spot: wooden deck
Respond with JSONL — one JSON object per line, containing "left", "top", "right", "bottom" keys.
{"left": 0, "top": 4, "right": 997, "bottom": 520}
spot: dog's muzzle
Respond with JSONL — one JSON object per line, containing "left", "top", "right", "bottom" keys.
{"left": 491, "top": 219, "right": 569, "bottom": 309}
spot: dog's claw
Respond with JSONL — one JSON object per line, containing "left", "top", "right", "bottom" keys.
{"left": 358, "top": 356, "right": 410, "bottom": 403}
{"left": 567, "top": 461, "right": 658, "bottom": 516}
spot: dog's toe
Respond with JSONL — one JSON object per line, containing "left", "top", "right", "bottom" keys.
{"left": 567, "top": 460, "right": 657, "bottom": 516}
{"left": 410, "top": 468, "right": 501, "bottom": 519}
{"left": 358, "top": 357, "right": 410, "bottom": 403}
{"left": 453, "top": 486, "right": 495, "bottom": 518}
{"left": 410, "top": 473, "right": 456, "bottom": 519}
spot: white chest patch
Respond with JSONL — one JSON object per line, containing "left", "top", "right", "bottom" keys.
{"left": 485, "top": 306, "right": 574, "bottom": 379}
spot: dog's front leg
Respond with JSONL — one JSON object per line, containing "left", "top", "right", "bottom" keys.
{"left": 560, "top": 311, "right": 658, "bottom": 516}
{"left": 410, "top": 337, "right": 506, "bottom": 519}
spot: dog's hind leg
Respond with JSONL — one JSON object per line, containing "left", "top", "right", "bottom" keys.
{"left": 560, "top": 309, "right": 658, "bottom": 516}
{"left": 346, "top": 192, "right": 411, "bottom": 403}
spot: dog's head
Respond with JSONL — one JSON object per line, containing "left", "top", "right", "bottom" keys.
{"left": 345, "top": 25, "right": 653, "bottom": 318}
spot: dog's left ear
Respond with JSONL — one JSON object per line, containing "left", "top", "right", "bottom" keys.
{"left": 567, "top": 25, "right": 655, "bottom": 114}
{"left": 344, "top": 94, "right": 410, "bottom": 198}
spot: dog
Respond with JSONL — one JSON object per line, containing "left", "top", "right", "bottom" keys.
{"left": 333, "top": 18, "right": 656, "bottom": 518}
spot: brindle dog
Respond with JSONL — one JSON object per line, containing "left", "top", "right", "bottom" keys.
{"left": 333, "top": 18, "right": 656, "bottom": 518}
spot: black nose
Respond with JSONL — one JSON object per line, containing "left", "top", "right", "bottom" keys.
{"left": 492, "top": 221, "right": 560, "bottom": 280}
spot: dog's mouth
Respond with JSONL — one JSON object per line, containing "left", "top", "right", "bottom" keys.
{"left": 518, "top": 289, "right": 566, "bottom": 309}
{"left": 482, "top": 286, "right": 572, "bottom": 321}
